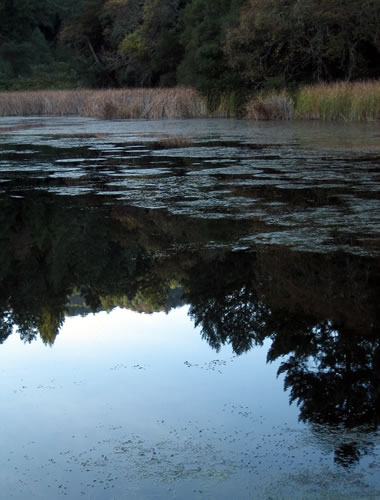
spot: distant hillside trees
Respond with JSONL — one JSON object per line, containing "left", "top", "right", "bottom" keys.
{"left": 0, "top": 0, "right": 379, "bottom": 91}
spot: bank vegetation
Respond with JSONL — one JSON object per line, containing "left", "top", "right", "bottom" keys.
{"left": 1, "top": 1, "right": 379, "bottom": 102}
{"left": 1, "top": 81, "right": 380, "bottom": 122}
{"left": 245, "top": 80, "right": 380, "bottom": 121}
{"left": 0, "top": 87, "right": 207, "bottom": 119}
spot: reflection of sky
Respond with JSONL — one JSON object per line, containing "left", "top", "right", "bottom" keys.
{"left": 1, "top": 307, "right": 380, "bottom": 499}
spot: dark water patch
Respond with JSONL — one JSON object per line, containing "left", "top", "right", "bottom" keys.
{"left": 0, "top": 130, "right": 378, "bottom": 255}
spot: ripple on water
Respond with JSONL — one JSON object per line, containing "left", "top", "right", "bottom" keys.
{"left": 0, "top": 117, "right": 379, "bottom": 257}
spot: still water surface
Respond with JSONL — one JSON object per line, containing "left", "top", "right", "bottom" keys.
{"left": 0, "top": 117, "right": 379, "bottom": 499}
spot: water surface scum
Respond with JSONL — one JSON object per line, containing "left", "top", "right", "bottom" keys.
{"left": 1, "top": 117, "right": 379, "bottom": 256}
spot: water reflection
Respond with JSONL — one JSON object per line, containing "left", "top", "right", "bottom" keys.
{"left": 1, "top": 118, "right": 380, "bottom": 497}
{"left": 1, "top": 193, "right": 379, "bottom": 457}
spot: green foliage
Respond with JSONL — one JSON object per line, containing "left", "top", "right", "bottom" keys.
{"left": 58, "top": 0, "right": 113, "bottom": 87}
{"left": 0, "top": 0, "right": 82, "bottom": 89}
{"left": 0, "top": 0, "right": 56, "bottom": 41}
{"left": 0, "top": 59, "right": 12, "bottom": 81}
{"left": 225, "top": 0, "right": 380, "bottom": 88}
{"left": 115, "top": 0, "right": 188, "bottom": 86}
{"left": 0, "top": 28, "right": 53, "bottom": 76}
{"left": 119, "top": 32, "right": 148, "bottom": 58}
{"left": 1, "top": 0, "right": 380, "bottom": 94}
{"left": 177, "top": 0, "right": 243, "bottom": 94}
{"left": 103, "top": 0, "right": 144, "bottom": 48}
{"left": 294, "top": 81, "right": 380, "bottom": 121}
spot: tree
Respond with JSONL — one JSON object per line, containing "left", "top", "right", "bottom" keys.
{"left": 117, "top": 0, "right": 190, "bottom": 86}
{"left": 0, "top": 0, "right": 82, "bottom": 88}
{"left": 59, "top": 0, "right": 114, "bottom": 86}
{"left": 224, "top": 0, "right": 380, "bottom": 88}
{"left": 177, "top": 0, "right": 243, "bottom": 93}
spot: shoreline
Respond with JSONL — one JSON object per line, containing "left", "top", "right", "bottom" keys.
{"left": 0, "top": 81, "right": 379, "bottom": 122}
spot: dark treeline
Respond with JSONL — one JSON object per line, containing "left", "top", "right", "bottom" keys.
{"left": 1, "top": 0, "right": 380, "bottom": 94}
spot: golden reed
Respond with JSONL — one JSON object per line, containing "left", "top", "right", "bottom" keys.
{"left": 1, "top": 81, "right": 379, "bottom": 121}
{"left": 0, "top": 88, "right": 208, "bottom": 119}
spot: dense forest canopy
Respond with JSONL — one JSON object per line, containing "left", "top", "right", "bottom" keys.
{"left": 0, "top": 0, "right": 380, "bottom": 91}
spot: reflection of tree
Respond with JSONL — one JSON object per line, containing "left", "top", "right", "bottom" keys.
{"left": 183, "top": 246, "right": 380, "bottom": 466}
{"left": 267, "top": 321, "right": 380, "bottom": 430}
{"left": 0, "top": 193, "right": 248, "bottom": 344}
{"left": 1, "top": 191, "right": 380, "bottom": 467}
{"left": 185, "top": 252, "right": 270, "bottom": 354}
{"left": 334, "top": 442, "right": 364, "bottom": 468}
{"left": 0, "top": 309, "right": 13, "bottom": 344}
{"left": 37, "top": 305, "right": 65, "bottom": 346}
{"left": 0, "top": 194, "right": 157, "bottom": 344}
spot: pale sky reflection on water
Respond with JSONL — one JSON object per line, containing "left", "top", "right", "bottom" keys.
{"left": 2, "top": 307, "right": 380, "bottom": 499}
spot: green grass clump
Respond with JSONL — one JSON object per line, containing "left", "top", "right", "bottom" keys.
{"left": 295, "top": 80, "right": 380, "bottom": 121}
{"left": 200, "top": 91, "right": 243, "bottom": 118}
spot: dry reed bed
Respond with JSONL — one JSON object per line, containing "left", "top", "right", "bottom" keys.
{"left": 1, "top": 81, "right": 380, "bottom": 121}
{"left": 0, "top": 88, "right": 208, "bottom": 119}
{"left": 245, "top": 93, "right": 294, "bottom": 120}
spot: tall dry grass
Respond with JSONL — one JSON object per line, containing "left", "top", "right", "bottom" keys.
{"left": 295, "top": 80, "right": 380, "bottom": 121}
{"left": 2, "top": 81, "right": 380, "bottom": 121}
{"left": 245, "top": 92, "right": 294, "bottom": 120}
{"left": 0, "top": 87, "right": 208, "bottom": 119}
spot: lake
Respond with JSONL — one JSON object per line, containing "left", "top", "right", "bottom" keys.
{"left": 0, "top": 117, "right": 379, "bottom": 499}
